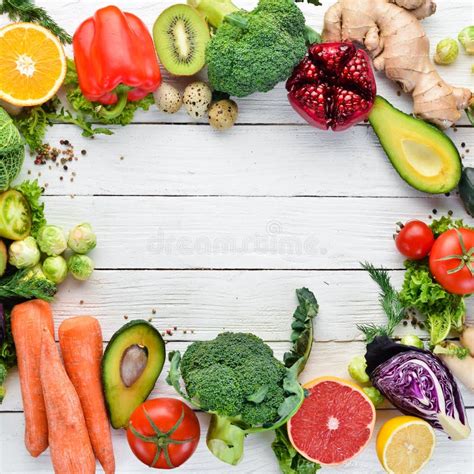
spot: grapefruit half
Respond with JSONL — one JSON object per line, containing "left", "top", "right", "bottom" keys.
{"left": 287, "top": 376, "right": 376, "bottom": 465}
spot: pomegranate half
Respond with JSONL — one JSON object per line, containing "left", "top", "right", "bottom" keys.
{"left": 286, "top": 42, "right": 376, "bottom": 131}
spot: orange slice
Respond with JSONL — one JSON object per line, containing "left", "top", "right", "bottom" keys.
{"left": 0, "top": 23, "right": 66, "bottom": 106}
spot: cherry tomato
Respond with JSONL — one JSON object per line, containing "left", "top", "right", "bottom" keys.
{"left": 127, "top": 398, "right": 200, "bottom": 469}
{"left": 429, "top": 228, "right": 474, "bottom": 295}
{"left": 395, "top": 220, "right": 434, "bottom": 260}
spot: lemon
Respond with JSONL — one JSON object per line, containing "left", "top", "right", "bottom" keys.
{"left": 0, "top": 23, "right": 66, "bottom": 106}
{"left": 376, "top": 416, "right": 436, "bottom": 474}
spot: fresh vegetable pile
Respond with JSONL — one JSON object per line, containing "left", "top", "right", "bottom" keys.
{"left": 0, "top": 0, "right": 472, "bottom": 473}
{"left": 0, "top": 143, "right": 96, "bottom": 400}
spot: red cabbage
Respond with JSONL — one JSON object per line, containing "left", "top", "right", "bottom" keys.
{"left": 366, "top": 336, "right": 470, "bottom": 440}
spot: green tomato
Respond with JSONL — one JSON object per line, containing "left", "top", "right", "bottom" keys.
{"left": 43, "top": 255, "right": 68, "bottom": 284}
{"left": 37, "top": 225, "right": 67, "bottom": 256}
{"left": 434, "top": 38, "right": 459, "bottom": 65}
{"left": 68, "top": 254, "right": 94, "bottom": 281}
{"left": 8, "top": 236, "right": 40, "bottom": 269}
{"left": 458, "top": 26, "right": 474, "bottom": 54}
{"left": 363, "top": 386, "right": 385, "bottom": 408}
{"left": 0, "top": 239, "right": 6, "bottom": 276}
{"left": 400, "top": 334, "right": 424, "bottom": 349}
{"left": 68, "top": 223, "right": 96, "bottom": 254}
{"left": 347, "top": 355, "right": 370, "bottom": 385}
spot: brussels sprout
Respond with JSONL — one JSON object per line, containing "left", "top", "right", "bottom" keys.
{"left": 43, "top": 256, "right": 68, "bottom": 284}
{"left": 400, "top": 334, "right": 424, "bottom": 349}
{"left": 8, "top": 236, "right": 40, "bottom": 269}
{"left": 458, "top": 26, "right": 474, "bottom": 54}
{"left": 362, "top": 386, "right": 385, "bottom": 408}
{"left": 348, "top": 355, "right": 370, "bottom": 385}
{"left": 68, "top": 254, "right": 94, "bottom": 281}
{"left": 37, "top": 225, "right": 67, "bottom": 256}
{"left": 434, "top": 38, "right": 459, "bottom": 65}
{"left": 68, "top": 223, "right": 96, "bottom": 254}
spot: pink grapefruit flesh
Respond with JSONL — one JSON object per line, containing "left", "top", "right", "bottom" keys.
{"left": 288, "top": 376, "right": 376, "bottom": 465}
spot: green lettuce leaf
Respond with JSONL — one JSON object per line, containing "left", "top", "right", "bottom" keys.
{"left": 14, "top": 180, "right": 46, "bottom": 238}
{"left": 272, "top": 426, "right": 321, "bottom": 474}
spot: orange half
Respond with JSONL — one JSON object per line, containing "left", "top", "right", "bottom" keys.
{"left": 0, "top": 22, "right": 66, "bottom": 106}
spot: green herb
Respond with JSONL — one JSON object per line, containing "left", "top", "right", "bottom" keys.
{"left": 14, "top": 98, "right": 113, "bottom": 152}
{"left": 0, "top": 268, "right": 56, "bottom": 301}
{"left": 0, "top": 107, "right": 25, "bottom": 191}
{"left": 0, "top": 0, "right": 71, "bottom": 44}
{"left": 357, "top": 262, "right": 405, "bottom": 343}
{"left": 272, "top": 427, "right": 321, "bottom": 474}
{"left": 14, "top": 180, "right": 46, "bottom": 238}
{"left": 284, "top": 287, "right": 319, "bottom": 371}
{"left": 13, "top": 106, "right": 49, "bottom": 152}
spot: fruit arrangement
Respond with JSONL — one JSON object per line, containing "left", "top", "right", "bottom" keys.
{"left": 0, "top": 0, "right": 472, "bottom": 473}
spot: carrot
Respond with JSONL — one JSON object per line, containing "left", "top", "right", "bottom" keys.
{"left": 59, "top": 316, "right": 115, "bottom": 474}
{"left": 11, "top": 299, "right": 54, "bottom": 457}
{"left": 40, "top": 328, "right": 96, "bottom": 473}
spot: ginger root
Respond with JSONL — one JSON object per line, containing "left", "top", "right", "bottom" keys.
{"left": 322, "top": 0, "right": 472, "bottom": 128}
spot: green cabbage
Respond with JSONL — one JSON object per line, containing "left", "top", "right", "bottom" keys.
{"left": 0, "top": 107, "right": 24, "bottom": 191}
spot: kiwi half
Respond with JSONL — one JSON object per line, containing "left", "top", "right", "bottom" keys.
{"left": 153, "top": 4, "right": 210, "bottom": 76}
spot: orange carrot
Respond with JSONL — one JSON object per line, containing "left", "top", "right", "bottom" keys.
{"left": 11, "top": 299, "right": 54, "bottom": 457}
{"left": 59, "top": 316, "right": 115, "bottom": 474}
{"left": 40, "top": 328, "right": 96, "bottom": 473}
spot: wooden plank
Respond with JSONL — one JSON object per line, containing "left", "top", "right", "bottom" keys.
{"left": 1, "top": 1, "right": 471, "bottom": 126}
{"left": 41, "top": 195, "right": 473, "bottom": 269}
{"left": 1, "top": 385, "right": 473, "bottom": 473}
{"left": 17, "top": 125, "right": 474, "bottom": 197}
{"left": 3, "top": 341, "right": 473, "bottom": 413}
{"left": 1, "top": 409, "right": 472, "bottom": 473}
{"left": 0, "top": 269, "right": 470, "bottom": 343}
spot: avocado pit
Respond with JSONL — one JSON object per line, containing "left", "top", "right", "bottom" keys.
{"left": 120, "top": 344, "right": 148, "bottom": 387}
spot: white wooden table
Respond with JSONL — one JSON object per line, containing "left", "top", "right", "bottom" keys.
{"left": 1, "top": 1, "right": 474, "bottom": 472}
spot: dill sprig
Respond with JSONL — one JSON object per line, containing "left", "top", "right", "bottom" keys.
{"left": 0, "top": 0, "right": 71, "bottom": 44}
{"left": 0, "top": 269, "right": 57, "bottom": 301}
{"left": 357, "top": 262, "right": 406, "bottom": 343}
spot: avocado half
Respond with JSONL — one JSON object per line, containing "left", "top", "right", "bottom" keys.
{"left": 102, "top": 320, "right": 165, "bottom": 429}
{"left": 369, "top": 96, "right": 462, "bottom": 194}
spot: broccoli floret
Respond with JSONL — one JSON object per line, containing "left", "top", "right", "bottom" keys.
{"left": 186, "top": 364, "right": 244, "bottom": 416}
{"left": 200, "top": 0, "right": 310, "bottom": 97}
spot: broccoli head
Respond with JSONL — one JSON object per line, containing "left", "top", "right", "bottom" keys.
{"left": 166, "top": 288, "right": 319, "bottom": 466}
{"left": 197, "top": 0, "right": 311, "bottom": 97}
{"left": 167, "top": 332, "right": 304, "bottom": 465}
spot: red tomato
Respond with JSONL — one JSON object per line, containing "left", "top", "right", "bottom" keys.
{"left": 127, "top": 398, "right": 200, "bottom": 469}
{"left": 395, "top": 220, "right": 435, "bottom": 260}
{"left": 429, "top": 228, "right": 474, "bottom": 295}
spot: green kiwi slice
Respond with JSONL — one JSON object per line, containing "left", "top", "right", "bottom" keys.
{"left": 153, "top": 4, "right": 210, "bottom": 76}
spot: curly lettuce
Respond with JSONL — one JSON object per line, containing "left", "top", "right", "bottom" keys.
{"left": 14, "top": 180, "right": 46, "bottom": 238}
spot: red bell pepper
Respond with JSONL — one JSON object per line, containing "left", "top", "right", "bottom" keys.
{"left": 73, "top": 5, "right": 161, "bottom": 119}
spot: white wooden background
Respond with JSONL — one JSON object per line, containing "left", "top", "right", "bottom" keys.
{"left": 1, "top": 1, "right": 474, "bottom": 472}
